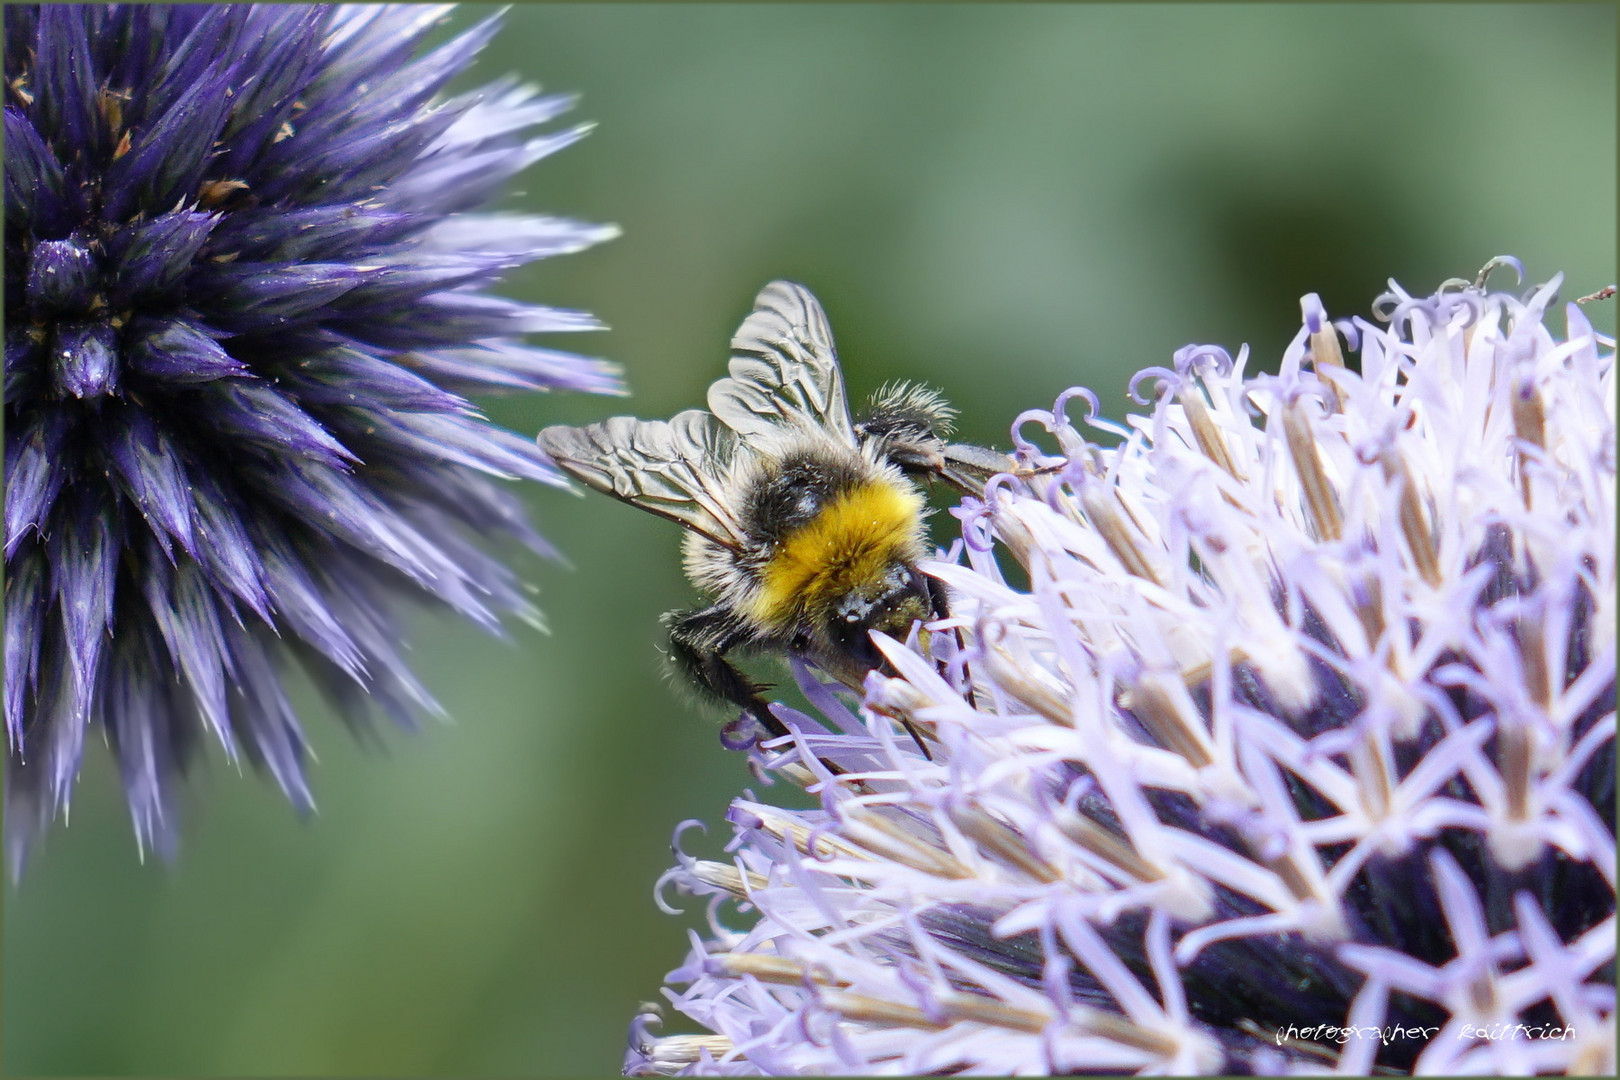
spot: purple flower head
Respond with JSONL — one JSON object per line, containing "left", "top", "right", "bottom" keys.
{"left": 3, "top": 4, "right": 620, "bottom": 873}
{"left": 630, "top": 267, "right": 1615, "bottom": 1074}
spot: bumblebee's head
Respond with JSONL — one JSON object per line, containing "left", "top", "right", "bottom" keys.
{"left": 820, "top": 561, "right": 934, "bottom": 673}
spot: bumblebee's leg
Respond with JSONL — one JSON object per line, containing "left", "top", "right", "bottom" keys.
{"left": 924, "top": 572, "right": 951, "bottom": 621}
{"left": 664, "top": 606, "right": 790, "bottom": 739}
{"left": 924, "top": 572, "right": 979, "bottom": 712}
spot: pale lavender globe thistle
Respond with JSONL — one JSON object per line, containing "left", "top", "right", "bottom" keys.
{"left": 3, "top": 4, "right": 620, "bottom": 872}
{"left": 629, "top": 265, "right": 1615, "bottom": 1074}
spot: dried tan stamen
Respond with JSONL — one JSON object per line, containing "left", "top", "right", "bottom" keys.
{"left": 1282, "top": 398, "right": 1343, "bottom": 542}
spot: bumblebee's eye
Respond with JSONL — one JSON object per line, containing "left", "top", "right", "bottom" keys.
{"left": 789, "top": 631, "right": 811, "bottom": 651}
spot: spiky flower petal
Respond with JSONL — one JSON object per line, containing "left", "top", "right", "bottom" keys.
{"left": 631, "top": 266, "right": 1615, "bottom": 1075}
{"left": 3, "top": 4, "right": 620, "bottom": 871}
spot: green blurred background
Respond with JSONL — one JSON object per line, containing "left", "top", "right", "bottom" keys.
{"left": 5, "top": 4, "right": 1615, "bottom": 1075}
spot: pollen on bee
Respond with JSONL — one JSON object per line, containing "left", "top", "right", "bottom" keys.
{"left": 749, "top": 479, "right": 927, "bottom": 630}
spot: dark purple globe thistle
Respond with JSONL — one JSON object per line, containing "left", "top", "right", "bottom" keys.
{"left": 3, "top": 4, "right": 620, "bottom": 872}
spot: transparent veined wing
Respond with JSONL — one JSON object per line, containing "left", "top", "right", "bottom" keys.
{"left": 707, "top": 280, "right": 856, "bottom": 446}
{"left": 537, "top": 409, "right": 747, "bottom": 549}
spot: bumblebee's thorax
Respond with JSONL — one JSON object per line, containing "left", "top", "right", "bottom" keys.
{"left": 742, "top": 449, "right": 868, "bottom": 546}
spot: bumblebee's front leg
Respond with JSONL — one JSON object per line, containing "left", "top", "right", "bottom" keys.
{"left": 663, "top": 606, "right": 789, "bottom": 739}
{"left": 923, "top": 570, "right": 951, "bottom": 622}
{"left": 922, "top": 569, "right": 976, "bottom": 715}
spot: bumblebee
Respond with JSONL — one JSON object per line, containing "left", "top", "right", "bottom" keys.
{"left": 538, "top": 281, "right": 1007, "bottom": 742}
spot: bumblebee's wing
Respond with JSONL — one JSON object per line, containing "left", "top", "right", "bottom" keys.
{"left": 939, "top": 442, "right": 1017, "bottom": 497}
{"left": 538, "top": 410, "right": 747, "bottom": 549}
{"left": 707, "top": 280, "right": 857, "bottom": 447}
